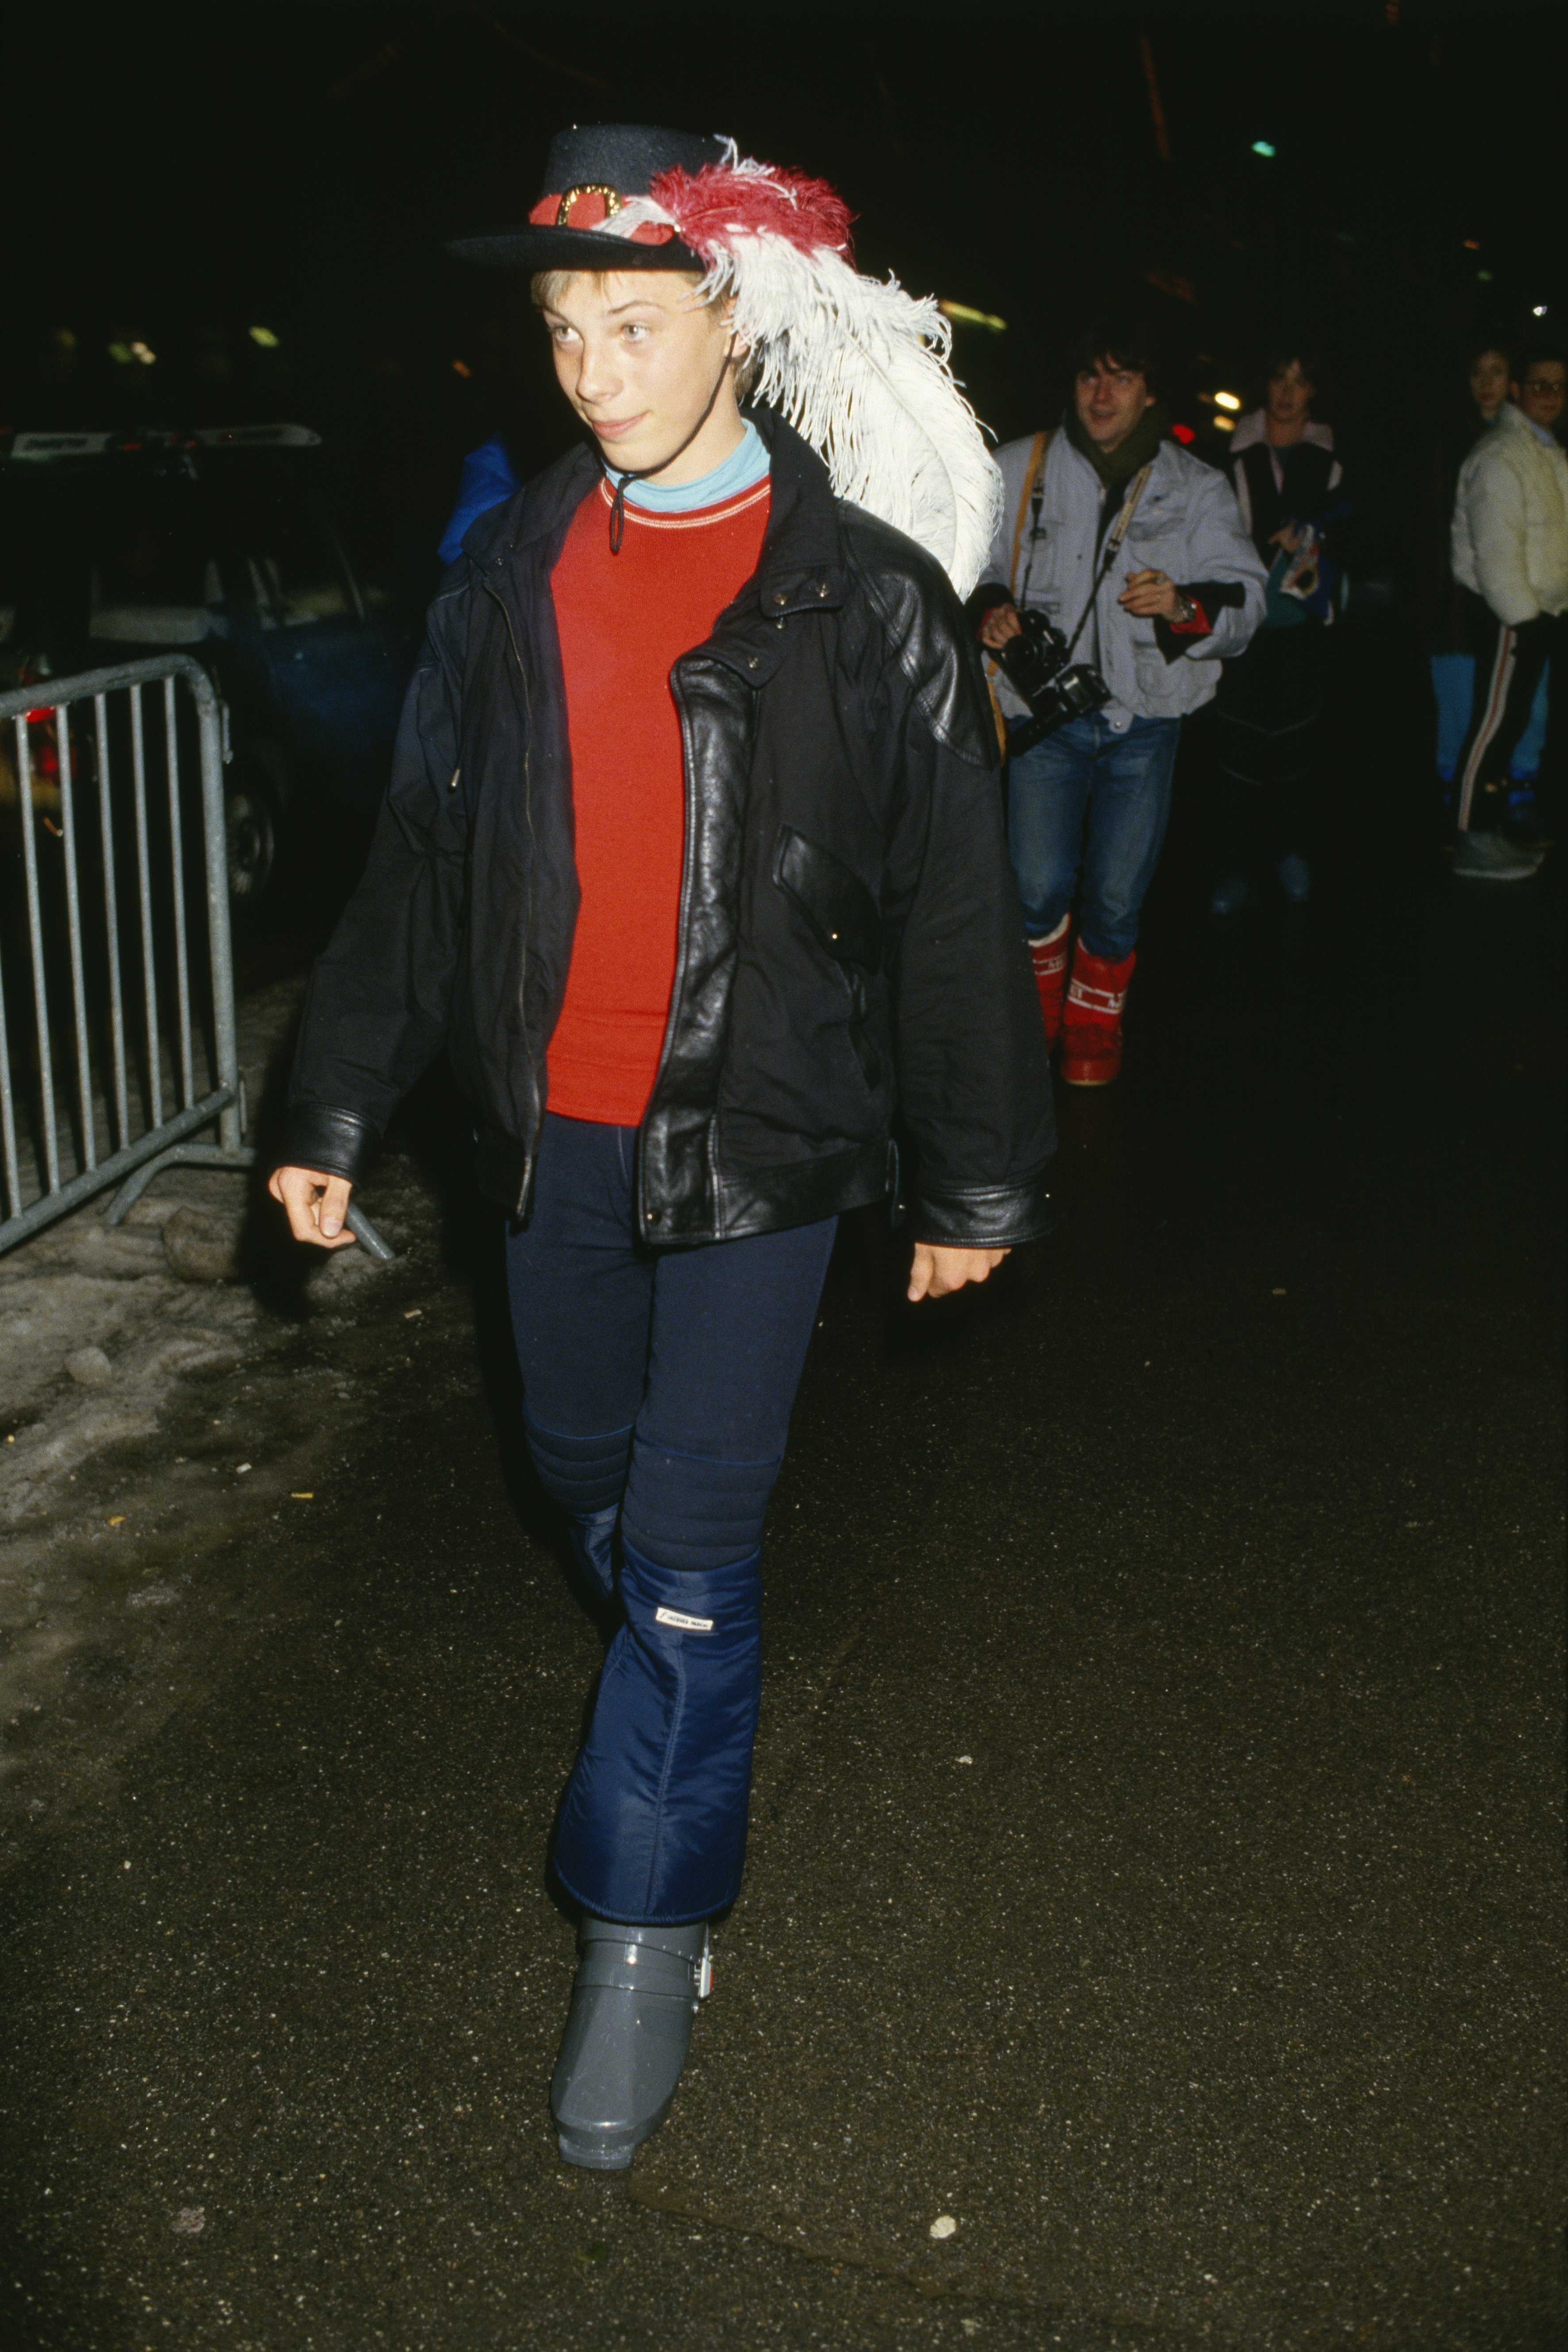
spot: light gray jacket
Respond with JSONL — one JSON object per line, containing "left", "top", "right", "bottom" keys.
{"left": 982, "top": 427, "right": 1267, "bottom": 721}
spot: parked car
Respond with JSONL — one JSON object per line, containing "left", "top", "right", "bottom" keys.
{"left": 0, "top": 424, "right": 422, "bottom": 909}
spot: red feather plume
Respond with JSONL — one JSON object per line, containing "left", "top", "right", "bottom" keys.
{"left": 647, "top": 163, "right": 855, "bottom": 262}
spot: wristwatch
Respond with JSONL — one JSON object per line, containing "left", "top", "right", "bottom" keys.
{"left": 1171, "top": 592, "right": 1196, "bottom": 626}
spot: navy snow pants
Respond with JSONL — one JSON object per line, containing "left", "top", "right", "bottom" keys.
{"left": 506, "top": 1113, "right": 835, "bottom": 1924}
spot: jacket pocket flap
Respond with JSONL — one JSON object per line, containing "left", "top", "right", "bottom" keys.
{"left": 772, "top": 826, "right": 882, "bottom": 972}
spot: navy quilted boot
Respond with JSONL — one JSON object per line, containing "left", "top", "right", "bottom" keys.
{"left": 551, "top": 1540, "right": 763, "bottom": 1925}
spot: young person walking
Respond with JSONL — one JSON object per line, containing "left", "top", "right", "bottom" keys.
{"left": 268, "top": 126, "right": 1054, "bottom": 2171}
{"left": 971, "top": 311, "right": 1264, "bottom": 1085}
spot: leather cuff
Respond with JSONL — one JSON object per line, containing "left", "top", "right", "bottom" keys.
{"left": 278, "top": 1103, "right": 380, "bottom": 1186}
{"left": 909, "top": 1166, "right": 1057, "bottom": 1249}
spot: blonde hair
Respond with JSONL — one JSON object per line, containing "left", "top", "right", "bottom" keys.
{"left": 530, "top": 268, "right": 760, "bottom": 400}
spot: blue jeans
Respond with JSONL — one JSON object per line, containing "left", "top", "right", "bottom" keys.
{"left": 508, "top": 1113, "right": 838, "bottom": 1923}
{"left": 506, "top": 1114, "right": 836, "bottom": 1572}
{"left": 1007, "top": 711, "right": 1181, "bottom": 960}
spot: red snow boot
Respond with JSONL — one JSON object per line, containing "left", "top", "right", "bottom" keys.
{"left": 1027, "top": 916, "right": 1072, "bottom": 1050}
{"left": 1059, "top": 943, "right": 1136, "bottom": 1087}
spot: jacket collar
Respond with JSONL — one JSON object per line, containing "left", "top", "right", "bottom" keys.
{"left": 1495, "top": 399, "right": 1560, "bottom": 453}
{"left": 705, "top": 409, "right": 848, "bottom": 681}
{"left": 1230, "top": 409, "right": 1336, "bottom": 456}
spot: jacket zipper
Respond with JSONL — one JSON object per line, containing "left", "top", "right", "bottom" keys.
{"left": 482, "top": 573, "right": 540, "bottom": 1216}
{"left": 639, "top": 659, "right": 706, "bottom": 1236}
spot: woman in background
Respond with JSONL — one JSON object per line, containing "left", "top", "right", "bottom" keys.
{"left": 1209, "top": 345, "right": 1349, "bottom": 915}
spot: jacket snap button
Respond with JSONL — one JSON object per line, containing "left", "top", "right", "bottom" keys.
{"left": 747, "top": 656, "right": 759, "bottom": 670}
{"left": 816, "top": 581, "right": 828, "bottom": 598}
{"left": 772, "top": 590, "right": 788, "bottom": 607}
{"left": 646, "top": 1206, "right": 663, "bottom": 1225}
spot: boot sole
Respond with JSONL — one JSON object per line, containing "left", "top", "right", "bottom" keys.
{"left": 556, "top": 2126, "right": 639, "bottom": 2170}
{"left": 556, "top": 2086, "right": 676, "bottom": 2171}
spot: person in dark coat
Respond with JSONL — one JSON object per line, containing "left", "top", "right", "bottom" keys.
{"left": 1209, "top": 344, "right": 1351, "bottom": 914}
{"left": 268, "top": 126, "right": 1054, "bottom": 2171}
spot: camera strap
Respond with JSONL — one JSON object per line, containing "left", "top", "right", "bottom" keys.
{"left": 1061, "top": 461, "right": 1154, "bottom": 662}
{"left": 1009, "top": 429, "right": 1052, "bottom": 600}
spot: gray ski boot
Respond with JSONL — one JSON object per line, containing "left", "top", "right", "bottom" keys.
{"left": 550, "top": 1917, "right": 711, "bottom": 2170}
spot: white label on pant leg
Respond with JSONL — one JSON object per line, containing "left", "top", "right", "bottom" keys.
{"left": 655, "top": 1607, "right": 715, "bottom": 1632}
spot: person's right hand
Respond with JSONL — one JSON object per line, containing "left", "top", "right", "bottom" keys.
{"left": 978, "top": 600, "right": 1023, "bottom": 652}
{"left": 268, "top": 1164, "right": 357, "bottom": 1249}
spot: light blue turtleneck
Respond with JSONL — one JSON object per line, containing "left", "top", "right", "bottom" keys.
{"left": 619, "top": 417, "right": 771, "bottom": 513}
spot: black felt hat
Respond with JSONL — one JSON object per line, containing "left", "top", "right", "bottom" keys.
{"left": 447, "top": 123, "right": 727, "bottom": 271}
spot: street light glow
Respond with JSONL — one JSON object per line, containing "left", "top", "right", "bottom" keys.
{"left": 1214, "top": 391, "right": 1241, "bottom": 412}
{"left": 248, "top": 325, "right": 280, "bottom": 348}
{"left": 1251, "top": 139, "right": 1276, "bottom": 158}
{"left": 939, "top": 300, "right": 1008, "bottom": 333}
{"left": 1213, "top": 415, "right": 1235, "bottom": 433}
{"left": 1533, "top": 304, "right": 1548, "bottom": 317}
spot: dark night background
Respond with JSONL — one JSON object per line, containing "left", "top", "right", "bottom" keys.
{"left": 0, "top": 15, "right": 1564, "bottom": 2345}
{"left": 4, "top": 0, "right": 1566, "bottom": 595}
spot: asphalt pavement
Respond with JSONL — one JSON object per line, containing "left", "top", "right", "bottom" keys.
{"left": 1, "top": 643, "right": 1563, "bottom": 2351}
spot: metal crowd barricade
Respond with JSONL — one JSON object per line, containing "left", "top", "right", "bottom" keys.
{"left": 0, "top": 654, "right": 390, "bottom": 1259}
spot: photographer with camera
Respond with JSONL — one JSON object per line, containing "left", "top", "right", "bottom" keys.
{"left": 974, "top": 310, "right": 1266, "bottom": 1084}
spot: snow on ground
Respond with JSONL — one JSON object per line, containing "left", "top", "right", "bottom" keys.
{"left": 0, "top": 976, "right": 449, "bottom": 1862}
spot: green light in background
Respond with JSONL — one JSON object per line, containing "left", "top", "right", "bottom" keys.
{"left": 1477, "top": 270, "right": 1494, "bottom": 283}
{"left": 248, "top": 325, "right": 281, "bottom": 349}
{"left": 1251, "top": 139, "right": 1276, "bottom": 158}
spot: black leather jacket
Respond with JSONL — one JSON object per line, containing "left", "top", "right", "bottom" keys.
{"left": 283, "top": 413, "right": 1056, "bottom": 1247}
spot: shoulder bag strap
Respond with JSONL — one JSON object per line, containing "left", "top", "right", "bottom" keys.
{"left": 1008, "top": 430, "right": 1052, "bottom": 599}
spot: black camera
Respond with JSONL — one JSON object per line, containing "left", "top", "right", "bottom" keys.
{"left": 997, "top": 608, "right": 1110, "bottom": 753}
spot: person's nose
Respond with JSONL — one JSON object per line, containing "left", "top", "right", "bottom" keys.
{"left": 575, "top": 335, "right": 620, "bottom": 410}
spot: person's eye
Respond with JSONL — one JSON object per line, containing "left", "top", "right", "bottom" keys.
{"left": 623, "top": 322, "right": 648, "bottom": 341}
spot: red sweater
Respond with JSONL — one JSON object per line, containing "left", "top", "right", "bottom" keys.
{"left": 547, "top": 474, "right": 771, "bottom": 1127}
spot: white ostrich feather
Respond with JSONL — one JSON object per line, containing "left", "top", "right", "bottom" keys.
{"left": 601, "top": 196, "right": 1002, "bottom": 599}
{"left": 717, "top": 240, "right": 1000, "bottom": 600}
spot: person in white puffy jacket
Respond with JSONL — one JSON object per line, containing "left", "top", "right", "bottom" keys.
{"left": 1449, "top": 346, "right": 1568, "bottom": 879}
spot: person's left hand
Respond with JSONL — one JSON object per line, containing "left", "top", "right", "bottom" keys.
{"left": 1268, "top": 522, "right": 1306, "bottom": 554}
{"left": 907, "top": 1243, "right": 1009, "bottom": 1302}
{"left": 1118, "top": 567, "right": 1185, "bottom": 619}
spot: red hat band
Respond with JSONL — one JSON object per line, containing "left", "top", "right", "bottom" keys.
{"left": 527, "top": 185, "right": 675, "bottom": 243}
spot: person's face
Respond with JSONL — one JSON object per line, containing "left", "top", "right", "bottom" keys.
{"left": 1074, "top": 358, "right": 1154, "bottom": 453}
{"left": 1468, "top": 348, "right": 1510, "bottom": 420}
{"left": 1265, "top": 359, "right": 1315, "bottom": 427}
{"left": 541, "top": 270, "right": 737, "bottom": 475}
{"left": 1517, "top": 359, "right": 1567, "bottom": 434}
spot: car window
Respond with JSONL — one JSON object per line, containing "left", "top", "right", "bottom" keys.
{"left": 88, "top": 486, "right": 219, "bottom": 646}
{"left": 243, "top": 512, "right": 354, "bottom": 627}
